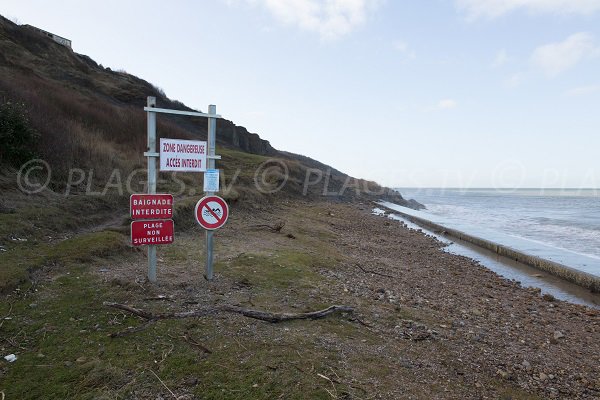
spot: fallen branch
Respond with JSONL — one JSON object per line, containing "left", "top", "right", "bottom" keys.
{"left": 104, "top": 302, "right": 215, "bottom": 320}
{"left": 251, "top": 220, "right": 285, "bottom": 233}
{"left": 103, "top": 302, "right": 354, "bottom": 337}
{"left": 143, "top": 295, "right": 173, "bottom": 302}
{"left": 350, "top": 316, "right": 373, "bottom": 328}
{"left": 0, "top": 301, "right": 14, "bottom": 329}
{"left": 355, "top": 264, "right": 397, "bottom": 279}
{"left": 221, "top": 305, "right": 354, "bottom": 323}
{"left": 110, "top": 320, "right": 156, "bottom": 338}
{"left": 182, "top": 334, "right": 212, "bottom": 354}
{"left": 105, "top": 302, "right": 154, "bottom": 319}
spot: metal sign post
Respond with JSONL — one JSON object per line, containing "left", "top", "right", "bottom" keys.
{"left": 144, "top": 96, "right": 158, "bottom": 282}
{"left": 142, "top": 98, "right": 222, "bottom": 282}
{"left": 205, "top": 105, "right": 217, "bottom": 281}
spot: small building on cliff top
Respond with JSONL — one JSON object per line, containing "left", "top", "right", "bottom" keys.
{"left": 23, "top": 24, "right": 71, "bottom": 49}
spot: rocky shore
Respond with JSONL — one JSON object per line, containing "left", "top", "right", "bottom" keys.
{"left": 321, "top": 202, "right": 600, "bottom": 398}
{"left": 2, "top": 200, "right": 598, "bottom": 399}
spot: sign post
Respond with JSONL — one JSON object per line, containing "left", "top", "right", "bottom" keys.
{"left": 143, "top": 98, "right": 223, "bottom": 282}
{"left": 144, "top": 97, "right": 158, "bottom": 282}
{"left": 205, "top": 105, "right": 218, "bottom": 280}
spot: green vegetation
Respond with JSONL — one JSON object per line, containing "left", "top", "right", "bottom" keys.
{"left": 0, "top": 192, "right": 130, "bottom": 292}
{"left": 0, "top": 277, "right": 357, "bottom": 399}
{"left": 0, "top": 229, "right": 362, "bottom": 399}
{"left": 223, "top": 251, "right": 322, "bottom": 290}
{"left": 0, "top": 230, "right": 127, "bottom": 292}
{"left": 0, "top": 99, "right": 39, "bottom": 167}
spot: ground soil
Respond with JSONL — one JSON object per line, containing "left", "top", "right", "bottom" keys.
{"left": 1, "top": 200, "right": 599, "bottom": 399}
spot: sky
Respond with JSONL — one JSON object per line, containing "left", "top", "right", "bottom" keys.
{"left": 2, "top": 0, "right": 600, "bottom": 188}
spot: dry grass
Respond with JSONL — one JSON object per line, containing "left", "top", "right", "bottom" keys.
{"left": 0, "top": 71, "right": 200, "bottom": 184}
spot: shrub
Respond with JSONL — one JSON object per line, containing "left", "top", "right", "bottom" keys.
{"left": 0, "top": 99, "right": 40, "bottom": 167}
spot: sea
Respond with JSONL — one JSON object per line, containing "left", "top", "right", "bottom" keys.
{"left": 378, "top": 188, "right": 600, "bottom": 307}
{"left": 387, "top": 188, "right": 600, "bottom": 278}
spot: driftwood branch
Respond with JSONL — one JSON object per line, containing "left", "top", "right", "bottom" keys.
{"left": 355, "top": 264, "right": 398, "bottom": 279}
{"left": 221, "top": 305, "right": 354, "bottom": 323}
{"left": 110, "top": 320, "right": 156, "bottom": 338}
{"left": 143, "top": 295, "right": 173, "bottom": 302}
{"left": 103, "top": 302, "right": 354, "bottom": 337}
{"left": 251, "top": 221, "right": 285, "bottom": 233}
{"left": 104, "top": 302, "right": 154, "bottom": 319}
{"left": 104, "top": 302, "right": 216, "bottom": 320}
{"left": 181, "top": 334, "right": 212, "bottom": 354}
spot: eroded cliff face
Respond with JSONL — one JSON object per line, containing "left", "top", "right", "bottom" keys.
{"left": 0, "top": 15, "right": 423, "bottom": 209}
{"left": 215, "top": 120, "right": 277, "bottom": 156}
{"left": 0, "top": 15, "right": 274, "bottom": 156}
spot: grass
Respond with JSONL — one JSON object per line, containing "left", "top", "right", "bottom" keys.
{"left": 0, "top": 201, "right": 368, "bottom": 398}
{"left": 0, "top": 246, "right": 361, "bottom": 399}
{"left": 0, "top": 230, "right": 127, "bottom": 292}
{"left": 222, "top": 251, "right": 323, "bottom": 290}
{"left": 1, "top": 271, "right": 149, "bottom": 399}
{"left": 0, "top": 192, "right": 125, "bottom": 241}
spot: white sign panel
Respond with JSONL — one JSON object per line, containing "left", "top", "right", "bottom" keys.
{"left": 203, "top": 169, "right": 220, "bottom": 192}
{"left": 160, "top": 138, "right": 207, "bottom": 172}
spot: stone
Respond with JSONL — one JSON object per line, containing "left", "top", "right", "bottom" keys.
{"left": 496, "top": 369, "right": 509, "bottom": 379}
{"left": 539, "top": 372, "right": 549, "bottom": 381}
{"left": 185, "top": 377, "right": 199, "bottom": 386}
{"left": 553, "top": 331, "right": 564, "bottom": 340}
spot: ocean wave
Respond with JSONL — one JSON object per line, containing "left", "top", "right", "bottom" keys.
{"left": 504, "top": 232, "right": 600, "bottom": 262}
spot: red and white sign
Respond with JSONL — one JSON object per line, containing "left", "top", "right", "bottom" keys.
{"left": 131, "top": 219, "right": 174, "bottom": 246}
{"left": 195, "top": 196, "right": 229, "bottom": 230}
{"left": 160, "top": 138, "right": 207, "bottom": 172}
{"left": 130, "top": 194, "right": 173, "bottom": 220}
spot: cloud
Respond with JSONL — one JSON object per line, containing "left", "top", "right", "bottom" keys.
{"left": 566, "top": 84, "right": 600, "bottom": 96}
{"left": 504, "top": 72, "right": 523, "bottom": 88}
{"left": 250, "top": 0, "right": 382, "bottom": 40}
{"left": 437, "top": 99, "right": 458, "bottom": 110}
{"left": 530, "top": 32, "right": 598, "bottom": 77}
{"left": 492, "top": 49, "right": 509, "bottom": 67}
{"left": 393, "top": 41, "right": 417, "bottom": 60}
{"left": 456, "top": 0, "right": 600, "bottom": 19}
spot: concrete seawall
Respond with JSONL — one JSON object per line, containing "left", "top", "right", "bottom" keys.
{"left": 381, "top": 205, "right": 600, "bottom": 293}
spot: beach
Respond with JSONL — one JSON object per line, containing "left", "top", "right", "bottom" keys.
{"left": 4, "top": 200, "right": 598, "bottom": 398}
{"left": 319, "top": 202, "right": 600, "bottom": 398}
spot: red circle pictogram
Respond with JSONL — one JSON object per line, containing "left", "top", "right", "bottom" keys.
{"left": 194, "top": 196, "right": 229, "bottom": 230}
